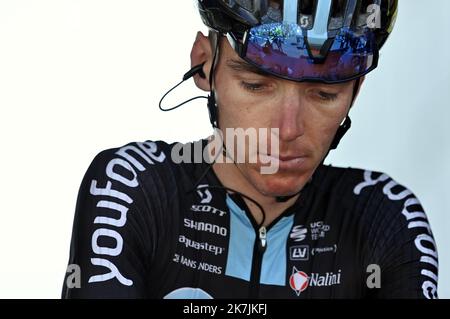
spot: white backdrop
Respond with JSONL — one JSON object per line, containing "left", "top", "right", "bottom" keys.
{"left": 0, "top": 0, "right": 448, "bottom": 298}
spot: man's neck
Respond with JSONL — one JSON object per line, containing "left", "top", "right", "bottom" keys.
{"left": 212, "top": 162, "right": 300, "bottom": 227}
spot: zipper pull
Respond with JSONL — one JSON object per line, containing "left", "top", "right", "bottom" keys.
{"left": 258, "top": 226, "right": 267, "bottom": 253}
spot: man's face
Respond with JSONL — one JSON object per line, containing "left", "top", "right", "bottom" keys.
{"left": 191, "top": 34, "right": 360, "bottom": 196}
{"left": 195, "top": 35, "right": 360, "bottom": 198}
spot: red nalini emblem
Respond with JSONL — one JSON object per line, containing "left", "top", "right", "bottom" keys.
{"left": 289, "top": 267, "right": 309, "bottom": 296}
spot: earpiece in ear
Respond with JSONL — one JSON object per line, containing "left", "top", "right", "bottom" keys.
{"left": 183, "top": 62, "right": 206, "bottom": 81}
{"left": 198, "top": 66, "right": 206, "bottom": 79}
{"left": 159, "top": 62, "right": 208, "bottom": 112}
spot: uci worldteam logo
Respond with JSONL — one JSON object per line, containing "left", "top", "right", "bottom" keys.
{"left": 290, "top": 225, "right": 308, "bottom": 242}
{"left": 289, "top": 267, "right": 309, "bottom": 296}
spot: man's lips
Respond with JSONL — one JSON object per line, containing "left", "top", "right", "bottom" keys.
{"left": 258, "top": 153, "right": 308, "bottom": 170}
{"left": 278, "top": 155, "right": 307, "bottom": 161}
{"left": 260, "top": 153, "right": 308, "bottom": 160}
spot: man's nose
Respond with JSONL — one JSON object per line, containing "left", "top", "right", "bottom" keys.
{"left": 276, "top": 88, "right": 306, "bottom": 142}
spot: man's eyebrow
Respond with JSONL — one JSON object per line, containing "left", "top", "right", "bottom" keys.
{"left": 226, "top": 59, "right": 270, "bottom": 77}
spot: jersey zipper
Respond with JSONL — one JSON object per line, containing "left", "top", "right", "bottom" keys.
{"left": 231, "top": 193, "right": 300, "bottom": 298}
{"left": 249, "top": 225, "right": 267, "bottom": 298}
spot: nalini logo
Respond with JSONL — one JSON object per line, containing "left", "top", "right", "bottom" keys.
{"left": 290, "top": 225, "right": 308, "bottom": 242}
{"left": 289, "top": 267, "right": 309, "bottom": 296}
{"left": 196, "top": 185, "right": 212, "bottom": 204}
{"left": 289, "top": 267, "right": 343, "bottom": 296}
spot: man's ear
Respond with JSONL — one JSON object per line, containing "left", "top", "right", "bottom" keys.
{"left": 190, "top": 32, "right": 214, "bottom": 92}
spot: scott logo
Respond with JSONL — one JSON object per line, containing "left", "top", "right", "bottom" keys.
{"left": 290, "top": 225, "right": 308, "bottom": 242}
{"left": 196, "top": 185, "right": 212, "bottom": 204}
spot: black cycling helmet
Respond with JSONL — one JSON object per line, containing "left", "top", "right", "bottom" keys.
{"left": 198, "top": 0, "right": 398, "bottom": 83}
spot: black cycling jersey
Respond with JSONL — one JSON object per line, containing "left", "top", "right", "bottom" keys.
{"left": 62, "top": 139, "right": 439, "bottom": 299}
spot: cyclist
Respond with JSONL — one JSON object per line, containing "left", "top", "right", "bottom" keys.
{"left": 62, "top": 0, "right": 439, "bottom": 299}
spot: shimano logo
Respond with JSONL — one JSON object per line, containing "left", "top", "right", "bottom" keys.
{"left": 290, "top": 225, "right": 308, "bottom": 242}
{"left": 184, "top": 218, "right": 227, "bottom": 237}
